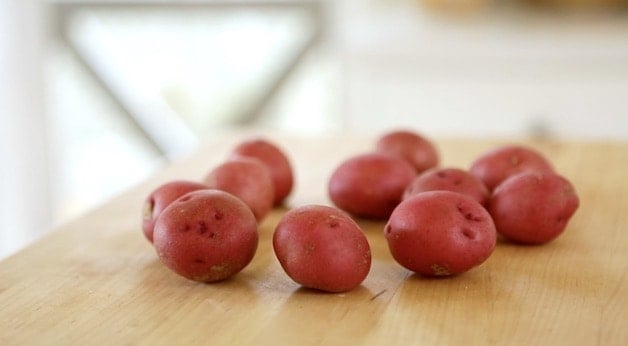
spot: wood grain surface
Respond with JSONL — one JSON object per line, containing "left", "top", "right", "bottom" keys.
{"left": 1, "top": 131, "right": 627, "bottom": 345}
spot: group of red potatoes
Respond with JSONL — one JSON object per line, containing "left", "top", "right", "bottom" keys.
{"left": 142, "top": 131, "right": 579, "bottom": 293}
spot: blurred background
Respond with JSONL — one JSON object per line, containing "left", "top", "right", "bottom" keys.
{"left": 1, "top": 0, "right": 628, "bottom": 259}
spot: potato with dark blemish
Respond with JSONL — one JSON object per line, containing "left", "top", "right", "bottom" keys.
{"left": 142, "top": 180, "right": 209, "bottom": 243}
{"left": 385, "top": 191, "right": 496, "bottom": 277}
{"left": 489, "top": 172, "right": 579, "bottom": 245}
{"left": 273, "top": 205, "right": 371, "bottom": 293}
{"left": 153, "top": 190, "right": 258, "bottom": 282}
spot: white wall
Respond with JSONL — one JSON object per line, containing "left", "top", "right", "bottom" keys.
{"left": 0, "top": 0, "right": 51, "bottom": 258}
{"left": 332, "top": 1, "right": 628, "bottom": 139}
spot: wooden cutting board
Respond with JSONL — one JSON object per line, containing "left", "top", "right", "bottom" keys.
{"left": 1, "top": 132, "right": 627, "bottom": 345}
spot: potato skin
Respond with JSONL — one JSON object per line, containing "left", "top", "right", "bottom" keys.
{"left": 489, "top": 172, "right": 579, "bottom": 245}
{"left": 153, "top": 190, "right": 258, "bottom": 282}
{"left": 403, "top": 167, "right": 490, "bottom": 206}
{"left": 385, "top": 191, "right": 496, "bottom": 276}
{"left": 376, "top": 130, "right": 439, "bottom": 173}
{"left": 273, "top": 205, "right": 371, "bottom": 293}
{"left": 470, "top": 145, "right": 554, "bottom": 191}
{"left": 328, "top": 152, "right": 416, "bottom": 220}
{"left": 232, "top": 138, "right": 294, "bottom": 206}
{"left": 203, "top": 157, "right": 274, "bottom": 222}
{"left": 142, "top": 180, "right": 209, "bottom": 243}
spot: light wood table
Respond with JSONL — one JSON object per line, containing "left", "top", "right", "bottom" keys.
{"left": 1, "top": 131, "right": 627, "bottom": 345}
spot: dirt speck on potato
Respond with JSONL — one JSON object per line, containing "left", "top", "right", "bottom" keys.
{"left": 431, "top": 264, "right": 451, "bottom": 276}
{"left": 509, "top": 155, "right": 520, "bottom": 166}
{"left": 210, "top": 263, "right": 230, "bottom": 273}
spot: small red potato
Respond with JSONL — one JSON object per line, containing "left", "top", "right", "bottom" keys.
{"left": 385, "top": 191, "right": 497, "bottom": 276}
{"left": 153, "top": 190, "right": 258, "bottom": 282}
{"left": 376, "top": 130, "right": 439, "bottom": 173}
{"left": 403, "top": 167, "right": 490, "bottom": 206}
{"left": 142, "top": 180, "right": 209, "bottom": 243}
{"left": 470, "top": 145, "right": 554, "bottom": 191}
{"left": 273, "top": 205, "right": 371, "bottom": 293}
{"left": 489, "top": 172, "right": 579, "bottom": 245}
{"left": 328, "top": 152, "right": 416, "bottom": 220}
{"left": 203, "top": 157, "right": 274, "bottom": 222}
{"left": 232, "top": 138, "right": 294, "bottom": 206}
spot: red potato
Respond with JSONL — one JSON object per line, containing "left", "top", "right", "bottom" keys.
{"left": 403, "top": 167, "right": 490, "bottom": 207}
{"left": 328, "top": 152, "right": 416, "bottom": 220}
{"left": 232, "top": 138, "right": 294, "bottom": 206}
{"left": 203, "top": 157, "right": 274, "bottom": 222}
{"left": 153, "top": 190, "right": 258, "bottom": 282}
{"left": 489, "top": 172, "right": 579, "bottom": 245}
{"left": 385, "top": 191, "right": 497, "bottom": 276}
{"left": 470, "top": 145, "right": 554, "bottom": 191}
{"left": 273, "top": 205, "right": 371, "bottom": 293}
{"left": 142, "top": 180, "right": 209, "bottom": 243}
{"left": 376, "top": 130, "right": 439, "bottom": 173}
